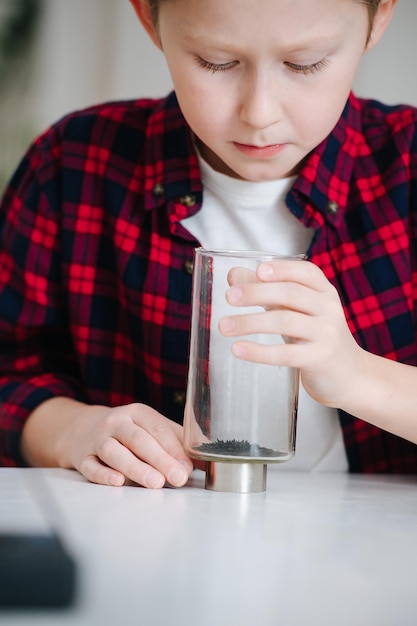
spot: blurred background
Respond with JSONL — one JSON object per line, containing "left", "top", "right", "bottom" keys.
{"left": 1, "top": 0, "right": 416, "bottom": 194}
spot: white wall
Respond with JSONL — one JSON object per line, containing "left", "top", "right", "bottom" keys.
{"left": 354, "top": 0, "right": 417, "bottom": 105}
{"left": 32, "top": 0, "right": 172, "bottom": 130}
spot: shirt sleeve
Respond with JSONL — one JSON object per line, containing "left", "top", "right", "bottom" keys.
{"left": 0, "top": 130, "right": 87, "bottom": 466}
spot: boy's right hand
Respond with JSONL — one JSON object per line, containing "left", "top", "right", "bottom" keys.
{"left": 23, "top": 399, "right": 195, "bottom": 488}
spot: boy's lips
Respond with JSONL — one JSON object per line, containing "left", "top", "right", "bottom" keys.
{"left": 233, "top": 142, "right": 286, "bottom": 158}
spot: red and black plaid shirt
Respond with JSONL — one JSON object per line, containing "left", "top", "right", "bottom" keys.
{"left": 1, "top": 91, "right": 417, "bottom": 472}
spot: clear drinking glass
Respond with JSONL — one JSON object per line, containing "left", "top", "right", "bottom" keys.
{"left": 184, "top": 248, "right": 302, "bottom": 493}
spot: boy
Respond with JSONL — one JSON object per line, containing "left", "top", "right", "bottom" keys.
{"left": 1, "top": 0, "right": 417, "bottom": 488}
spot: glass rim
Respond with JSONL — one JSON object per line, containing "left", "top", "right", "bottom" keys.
{"left": 194, "top": 247, "right": 306, "bottom": 261}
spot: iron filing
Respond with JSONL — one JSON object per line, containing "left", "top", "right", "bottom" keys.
{"left": 184, "top": 248, "right": 302, "bottom": 493}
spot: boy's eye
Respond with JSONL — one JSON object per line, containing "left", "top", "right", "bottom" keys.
{"left": 195, "top": 56, "right": 237, "bottom": 73}
{"left": 194, "top": 55, "right": 329, "bottom": 76}
{"left": 284, "top": 58, "right": 329, "bottom": 75}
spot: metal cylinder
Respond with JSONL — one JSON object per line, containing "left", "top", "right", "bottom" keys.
{"left": 205, "top": 462, "right": 267, "bottom": 493}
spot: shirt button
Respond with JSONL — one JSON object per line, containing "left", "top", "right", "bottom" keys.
{"left": 153, "top": 183, "right": 165, "bottom": 196}
{"left": 173, "top": 390, "right": 186, "bottom": 406}
{"left": 183, "top": 259, "right": 194, "bottom": 275}
{"left": 327, "top": 200, "right": 339, "bottom": 215}
{"left": 179, "top": 194, "right": 196, "bottom": 207}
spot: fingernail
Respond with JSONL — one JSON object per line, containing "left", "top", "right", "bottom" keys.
{"left": 228, "top": 286, "right": 242, "bottom": 303}
{"left": 259, "top": 263, "right": 274, "bottom": 279}
{"left": 179, "top": 458, "right": 193, "bottom": 472}
{"left": 168, "top": 467, "right": 188, "bottom": 486}
{"left": 219, "top": 317, "right": 235, "bottom": 334}
{"left": 109, "top": 473, "right": 125, "bottom": 487}
{"left": 232, "top": 344, "right": 247, "bottom": 358}
{"left": 145, "top": 470, "right": 165, "bottom": 489}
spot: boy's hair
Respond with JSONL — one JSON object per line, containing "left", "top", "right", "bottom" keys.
{"left": 147, "top": 0, "right": 381, "bottom": 32}
{"left": 147, "top": 0, "right": 159, "bottom": 25}
{"left": 362, "top": 0, "right": 381, "bottom": 21}
{"left": 360, "top": 0, "right": 381, "bottom": 39}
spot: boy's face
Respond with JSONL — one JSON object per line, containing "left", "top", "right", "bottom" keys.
{"left": 151, "top": 0, "right": 382, "bottom": 181}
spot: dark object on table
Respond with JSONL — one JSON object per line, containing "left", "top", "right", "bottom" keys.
{"left": 0, "top": 533, "right": 76, "bottom": 608}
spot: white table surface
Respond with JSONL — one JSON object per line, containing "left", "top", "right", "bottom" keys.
{"left": 1, "top": 467, "right": 417, "bottom": 626}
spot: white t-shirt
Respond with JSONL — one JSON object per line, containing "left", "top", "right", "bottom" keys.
{"left": 181, "top": 154, "right": 348, "bottom": 472}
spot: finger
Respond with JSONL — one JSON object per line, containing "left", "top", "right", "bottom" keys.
{"left": 93, "top": 436, "right": 188, "bottom": 489}
{"left": 219, "top": 309, "right": 313, "bottom": 341}
{"left": 78, "top": 454, "right": 126, "bottom": 487}
{"left": 226, "top": 280, "right": 322, "bottom": 315}
{"left": 256, "top": 259, "right": 330, "bottom": 291}
{"left": 227, "top": 266, "right": 257, "bottom": 286}
{"left": 93, "top": 434, "right": 170, "bottom": 488}
{"left": 130, "top": 404, "right": 194, "bottom": 472}
{"left": 113, "top": 422, "right": 192, "bottom": 487}
{"left": 230, "top": 339, "right": 310, "bottom": 368}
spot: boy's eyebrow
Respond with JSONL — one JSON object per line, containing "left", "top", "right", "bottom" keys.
{"left": 282, "top": 36, "right": 340, "bottom": 53}
{"left": 181, "top": 31, "right": 340, "bottom": 53}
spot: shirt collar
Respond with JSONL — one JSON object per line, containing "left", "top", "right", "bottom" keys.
{"left": 288, "top": 92, "right": 363, "bottom": 229}
{"left": 143, "top": 92, "right": 203, "bottom": 213}
{"left": 143, "top": 91, "right": 362, "bottom": 229}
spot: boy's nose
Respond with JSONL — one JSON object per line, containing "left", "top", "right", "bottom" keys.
{"left": 239, "top": 72, "right": 282, "bottom": 130}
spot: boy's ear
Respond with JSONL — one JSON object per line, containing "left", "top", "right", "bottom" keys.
{"left": 129, "top": 0, "right": 161, "bottom": 49}
{"left": 366, "top": 0, "right": 397, "bottom": 50}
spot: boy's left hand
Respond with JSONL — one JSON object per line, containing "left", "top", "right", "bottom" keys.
{"left": 218, "top": 259, "right": 365, "bottom": 410}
